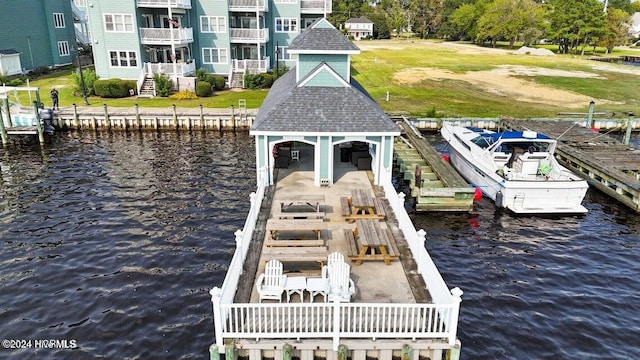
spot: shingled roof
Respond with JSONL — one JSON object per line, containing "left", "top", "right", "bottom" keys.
{"left": 288, "top": 20, "right": 359, "bottom": 53}
{"left": 252, "top": 65, "right": 397, "bottom": 133}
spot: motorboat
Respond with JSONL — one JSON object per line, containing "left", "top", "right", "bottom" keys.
{"left": 440, "top": 124, "right": 588, "bottom": 214}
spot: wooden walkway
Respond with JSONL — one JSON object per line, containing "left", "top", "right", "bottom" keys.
{"left": 502, "top": 119, "right": 640, "bottom": 213}
{"left": 395, "top": 119, "right": 475, "bottom": 212}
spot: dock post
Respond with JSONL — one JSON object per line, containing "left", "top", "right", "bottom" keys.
{"left": 587, "top": 101, "right": 596, "bottom": 129}
{"left": 33, "top": 101, "right": 45, "bottom": 144}
{"left": 200, "top": 104, "right": 204, "bottom": 129}
{"left": 135, "top": 104, "right": 141, "bottom": 130}
{"left": 446, "top": 340, "right": 461, "bottom": 360}
{"left": 72, "top": 103, "right": 78, "bottom": 129}
{"left": 401, "top": 344, "right": 413, "bottom": 360}
{"left": 3, "top": 98, "right": 12, "bottom": 127}
{"left": 172, "top": 104, "right": 178, "bottom": 129}
{"left": 35, "top": 89, "right": 42, "bottom": 109}
{"left": 337, "top": 344, "right": 348, "bottom": 360}
{"left": 103, "top": 104, "right": 110, "bottom": 129}
{"left": 209, "top": 345, "right": 220, "bottom": 360}
{"left": 231, "top": 104, "right": 236, "bottom": 132}
{"left": 225, "top": 345, "right": 236, "bottom": 360}
{"left": 283, "top": 343, "right": 293, "bottom": 360}
{"left": 0, "top": 105, "right": 8, "bottom": 146}
{"left": 623, "top": 113, "right": 634, "bottom": 145}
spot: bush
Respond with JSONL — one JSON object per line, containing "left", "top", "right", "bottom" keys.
{"left": 93, "top": 78, "right": 134, "bottom": 98}
{"left": 196, "top": 81, "right": 212, "bottom": 97}
{"left": 195, "top": 68, "right": 226, "bottom": 90}
{"left": 153, "top": 73, "right": 173, "bottom": 97}
{"left": 72, "top": 69, "right": 98, "bottom": 96}
{"left": 170, "top": 90, "right": 198, "bottom": 100}
{"left": 210, "top": 75, "right": 226, "bottom": 90}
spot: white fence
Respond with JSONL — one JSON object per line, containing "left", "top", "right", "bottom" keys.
{"left": 209, "top": 168, "right": 462, "bottom": 353}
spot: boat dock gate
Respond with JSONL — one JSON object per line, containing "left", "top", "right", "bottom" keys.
{"left": 501, "top": 119, "right": 640, "bottom": 213}
{"left": 393, "top": 118, "right": 475, "bottom": 212}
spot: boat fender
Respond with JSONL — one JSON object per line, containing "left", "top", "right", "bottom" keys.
{"left": 495, "top": 191, "right": 504, "bottom": 208}
{"left": 473, "top": 188, "right": 482, "bottom": 201}
{"left": 442, "top": 154, "right": 450, "bottom": 162}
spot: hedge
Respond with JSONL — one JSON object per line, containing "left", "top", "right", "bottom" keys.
{"left": 94, "top": 78, "right": 137, "bottom": 98}
{"left": 196, "top": 81, "right": 212, "bottom": 97}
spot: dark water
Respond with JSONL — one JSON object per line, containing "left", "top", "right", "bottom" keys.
{"left": 1, "top": 131, "right": 639, "bottom": 359}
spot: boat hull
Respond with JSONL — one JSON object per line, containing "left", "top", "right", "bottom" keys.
{"left": 442, "top": 125, "right": 588, "bottom": 214}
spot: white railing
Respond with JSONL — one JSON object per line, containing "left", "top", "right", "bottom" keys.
{"left": 70, "top": 0, "right": 87, "bottom": 22}
{"left": 139, "top": 27, "right": 194, "bottom": 45}
{"left": 300, "top": 0, "right": 332, "bottom": 13}
{"left": 232, "top": 57, "right": 270, "bottom": 74}
{"left": 144, "top": 61, "right": 195, "bottom": 77}
{"left": 210, "top": 167, "right": 462, "bottom": 353}
{"left": 136, "top": 69, "right": 146, "bottom": 95}
{"left": 229, "top": 0, "right": 267, "bottom": 12}
{"left": 136, "top": 0, "right": 192, "bottom": 9}
{"left": 230, "top": 28, "right": 270, "bottom": 43}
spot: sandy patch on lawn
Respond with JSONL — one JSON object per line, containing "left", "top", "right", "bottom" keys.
{"left": 393, "top": 65, "right": 621, "bottom": 107}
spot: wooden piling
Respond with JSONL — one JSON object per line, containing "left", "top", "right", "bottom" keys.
{"left": 32, "top": 101, "right": 44, "bottom": 144}
{"left": 135, "top": 104, "right": 141, "bottom": 130}
{"left": 0, "top": 104, "right": 8, "bottom": 146}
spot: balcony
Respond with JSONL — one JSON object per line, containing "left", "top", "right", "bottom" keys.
{"left": 229, "top": 0, "right": 268, "bottom": 12}
{"left": 136, "top": 0, "right": 192, "bottom": 9}
{"left": 301, "top": 0, "right": 331, "bottom": 14}
{"left": 232, "top": 57, "right": 270, "bottom": 74}
{"left": 139, "top": 27, "right": 194, "bottom": 46}
{"left": 230, "top": 28, "right": 269, "bottom": 44}
{"left": 144, "top": 61, "right": 196, "bottom": 77}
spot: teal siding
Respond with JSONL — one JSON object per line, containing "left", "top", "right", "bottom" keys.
{"left": 319, "top": 136, "right": 330, "bottom": 180}
{"left": 88, "top": 0, "right": 142, "bottom": 79}
{"left": 303, "top": 68, "right": 345, "bottom": 87}
{"left": 298, "top": 54, "right": 348, "bottom": 82}
{"left": 192, "top": 0, "right": 230, "bottom": 75}
{"left": 0, "top": 0, "right": 77, "bottom": 71}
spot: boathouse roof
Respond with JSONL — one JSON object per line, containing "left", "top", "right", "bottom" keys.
{"left": 288, "top": 19, "right": 359, "bottom": 53}
{"left": 252, "top": 64, "right": 397, "bottom": 133}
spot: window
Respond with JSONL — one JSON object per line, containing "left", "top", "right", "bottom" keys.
{"left": 201, "top": 16, "right": 226, "bottom": 33}
{"left": 53, "top": 13, "right": 65, "bottom": 28}
{"left": 202, "top": 48, "right": 228, "bottom": 64}
{"left": 275, "top": 18, "right": 298, "bottom": 33}
{"left": 58, "top": 41, "right": 70, "bottom": 56}
{"left": 275, "top": 0, "right": 297, "bottom": 3}
{"left": 275, "top": 46, "right": 290, "bottom": 61}
{"left": 74, "top": 0, "right": 87, "bottom": 6}
{"left": 104, "top": 14, "right": 134, "bottom": 32}
{"left": 109, "top": 51, "right": 138, "bottom": 67}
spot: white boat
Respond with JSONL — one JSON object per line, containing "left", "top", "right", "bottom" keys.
{"left": 440, "top": 124, "right": 589, "bottom": 214}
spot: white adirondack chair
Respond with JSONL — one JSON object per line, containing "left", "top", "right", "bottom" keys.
{"left": 256, "top": 259, "right": 287, "bottom": 302}
{"left": 306, "top": 252, "right": 344, "bottom": 303}
{"left": 327, "top": 261, "right": 356, "bottom": 302}
{"left": 327, "top": 251, "right": 344, "bottom": 266}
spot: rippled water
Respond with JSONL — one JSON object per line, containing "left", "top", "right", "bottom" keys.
{"left": 1, "top": 131, "right": 638, "bottom": 359}
{"left": 1, "top": 131, "right": 255, "bottom": 359}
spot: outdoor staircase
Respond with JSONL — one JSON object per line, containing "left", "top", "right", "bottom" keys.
{"left": 138, "top": 76, "right": 155, "bottom": 98}
{"left": 230, "top": 72, "right": 244, "bottom": 89}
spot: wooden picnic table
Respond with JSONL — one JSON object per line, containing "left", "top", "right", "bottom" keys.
{"left": 342, "top": 190, "right": 387, "bottom": 222}
{"left": 266, "top": 219, "right": 326, "bottom": 240}
{"left": 279, "top": 195, "right": 325, "bottom": 212}
{"left": 350, "top": 189, "right": 375, "bottom": 214}
{"left": 347, "top": 219, "right": 399, "bottom": 265}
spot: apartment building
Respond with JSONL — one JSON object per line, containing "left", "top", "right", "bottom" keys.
{"left": 85, "top": 0, "right": 331, "bottom": 93}
{"left": 0, "top": 0, "right": 85, "bottom": 74}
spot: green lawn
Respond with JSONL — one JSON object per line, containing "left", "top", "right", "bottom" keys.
{"left": 14, "top": 40, "right": 640, "bottom": 118}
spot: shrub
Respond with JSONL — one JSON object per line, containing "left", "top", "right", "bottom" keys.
{"left": 153, "top": 73, "right": 173, "bottom": 97}
{"left": 170, "top": 90, "right": 198, "bottom": 100}
{"left": 210, "top": 75, "right": 226, "bottom": 90}
{"left": 7, "top": 77, "right": 25, "bottom": 86}
{"left": 93, "top": 78, "right": 133, "bottom": 98}
{"left": 244, "top": 73, "right": 264, "bottom": 89}
{"left": 72, "top": 68, "right": 98, "bottom": 95}
{"left": 196, "top": 68, "right": 226, "bottom": 90}
{"left": 261, "top": 73, "right": 276, "bottom": 88}
{"left": 196, "top": 81, "right": 212, "bottom": 97}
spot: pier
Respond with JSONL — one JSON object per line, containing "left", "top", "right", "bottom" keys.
{"left": 394, "top": 119, "right": 476, "bottom": 212}
{"left": 501, "top": 119, "right": 640, "bottom": 213}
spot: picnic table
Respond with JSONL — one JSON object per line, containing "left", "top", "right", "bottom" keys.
{"left": 341, "top": 190, "right": 387, "bottom": 222}
{"left": 351, "top": 189, "right": 375, "bottom": 214}
{"left": 266, "top": 219, "right": 326, "bottom": 240}
{"left": 345, "top": 219, "right": 399, "bottom": 265}
{"left": 279, "top": 195, "right": 325, "bottom": 213}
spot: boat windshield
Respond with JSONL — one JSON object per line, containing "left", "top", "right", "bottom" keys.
{"left": 471, "top": 135, "right": 495, "bottom": 149}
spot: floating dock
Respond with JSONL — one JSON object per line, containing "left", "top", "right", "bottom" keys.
{"left": 394, "top": 119, "right": 476, "bottom": 212}
{"left": 502, "top": 119, "right": 640, "bottom": 213}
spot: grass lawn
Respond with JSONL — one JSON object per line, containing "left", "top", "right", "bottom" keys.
{"left": 12, "top": 40, "right": 640, "bottom": 118}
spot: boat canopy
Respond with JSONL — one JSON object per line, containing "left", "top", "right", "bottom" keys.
{"left": 469, "top": 128, "right": 552, "bottom": 149}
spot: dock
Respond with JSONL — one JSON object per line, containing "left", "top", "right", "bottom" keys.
{"left": 209, "top": 145, "right": 463, "bottom": 360}
{"left": 502, "top": 119, "right": 640, "bottom": 213}
{"left": 394, "top": 119, "right": 476, "bottom": 211}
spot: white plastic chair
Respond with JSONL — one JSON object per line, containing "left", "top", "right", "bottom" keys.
{"left": 327, "top": 261, "right": 356, "bottom": 302}
{"left": 256, "top": 259, "right": 287, "bottom": 302}
{"left": 306, "top": 252, "right": 344, "bottom": 303}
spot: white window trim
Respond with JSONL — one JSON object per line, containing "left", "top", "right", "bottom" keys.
{"left": 202, "top": 48, "right": 228, "bottom": 64}
{"left": 200, "top": 16, "right": 226, "bottom": 33}
{"left": 275, "top": 18, "right": 298, "bottom": 33}
{"left": 108, "top": 50, "right": 139, "bottom": 68}
{"left": 275, "top": 0, "right": 297, "bottom": 3}
{"left": 53, "top": 13, "right": 65, "bottom": 28}
{"left": 276, "top": 46, "right": 291, "bottom": 61}
{"left": 58, "top": 41, "right": 70, "bottom": 56}
{"left": 104, "top": 14, "right": 135, "bottom": 33}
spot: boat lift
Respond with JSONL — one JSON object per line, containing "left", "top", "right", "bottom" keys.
{"left": 0, "top": 83, "right": 55, "bottom": 145}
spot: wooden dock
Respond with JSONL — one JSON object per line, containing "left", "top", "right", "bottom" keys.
{"left": 394, "top": 119, "right": 476, "bottom": 212}
{"left": 502, "top": 119, "right": 640, "bottom": 213}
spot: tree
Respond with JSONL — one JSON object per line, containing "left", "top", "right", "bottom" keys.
{"left": 476, "top": 0, "right": 545, "bottom": 48}
{"left": 548, "top": 0, "right": 607, "bottom": 54}
{"left": 599, "top": 7, "right": 631, "bottom": 53}
{"left": 446, "top": 0, "right": 491, "bottom": 41}
{"left": 409, "top": 0, "right": 444, "bottom": 38}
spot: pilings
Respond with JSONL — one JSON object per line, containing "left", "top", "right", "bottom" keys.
{"left": 54, "top": 104, "right": 256, "bottom": 132}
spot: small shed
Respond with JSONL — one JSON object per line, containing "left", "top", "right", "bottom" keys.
{"left": 344, "top": 17, "right": 374, "bottom": 41}
{"left": 0, "top": 49, "right": 23, "bottom": 77}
